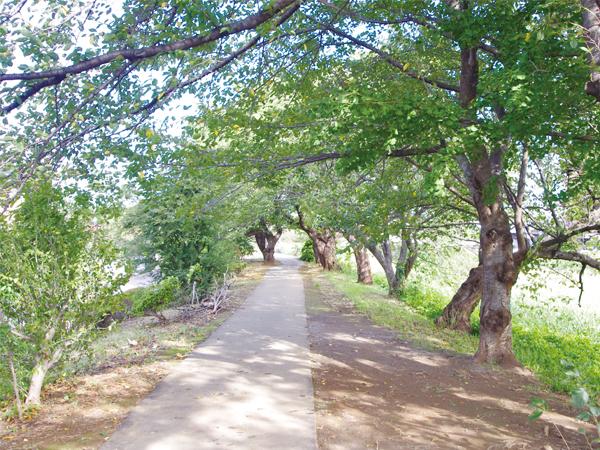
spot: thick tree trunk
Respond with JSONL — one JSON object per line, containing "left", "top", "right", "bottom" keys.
{"left": 453, "top": 25, "right": 518, "bottom": 365}
{"left": 294, "top": 206, "right": 337, "bottom": 270}
{"left": 252, "top": 227, "right": 282, "bottom": 263}
{"left": 460, "top": 149, "right": 519, "bottom": 366}
{"left": 436, "top": 266, "right": 482, "bottom": 332}
{"left": 353, "top": 246, "right": 373, "bottom": 284}
{"left": 312, "top": 232, "right": 338, "bottom": 270}
{"left": 582, "top": 0, "right": 600, "bottom": 101}
{"left": 475, "top": 202, "right": 518, "bottom": 366}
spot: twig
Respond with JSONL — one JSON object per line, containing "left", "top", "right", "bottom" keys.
{"left": 577, "top": 263, "right": 587, "bottom": 307}
{"left": 8, "top": 351, "right": 23, "bottom": 420}
{"left": 553, "top": 423, "right": 571, "bottom": 450}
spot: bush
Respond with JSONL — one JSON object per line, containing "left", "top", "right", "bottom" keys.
{"left": 299, "top": 239, "right": 315, "bottom": 262}
{"left": 132, "top": 276, "right": 180, "bottom": 317}
{"left": 0, "top": 181, "right": 127, "bottom": 406}
{"left": 399, "top": 283, "right": 447, "bottom": 320}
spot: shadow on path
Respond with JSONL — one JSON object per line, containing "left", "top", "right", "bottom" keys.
{"left": 103, "top": 256, "right": 317, "bottom": 450}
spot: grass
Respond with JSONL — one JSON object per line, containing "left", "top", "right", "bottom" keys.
{"left": 323, "top": 270, "right": 478, "bottom": 355}
{"left": 324, "top": 263, "right": 600, "bottom": 397}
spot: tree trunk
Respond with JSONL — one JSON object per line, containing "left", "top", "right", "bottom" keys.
{"left": 346, "top": 234, "right": 373, "bottom": 284}
{"left": 395, "top": 236, "right": 418, "bottom": 292}
{"left": 367, "top": 240, "right": 399, "bottom": 295}
{"left": 312, "top": 232, "right": 338, "bottom": 270}
{"left": 294, "top": 206, "right": 337, "bottom": 270}
{"left": 25, "top": 362, "right": 48, "bottom": 406}
{"left": 475, "top": 202, "right": 518, "bottom": 366}
{"left": 461, "top": 148, "right": 519, "bottom": 366}
{"left": 253, "top": 228, "right": 281, "bottom": 263}
{"left": 582, "top": 0, "right": 600, "bottom": 101}
{"left": 454, "top": 28, "right": 518, "bottom": 365}
{"left": 353, "top": 246, "right": 373, "bottom": 284}
{"left": 25, "top": 344, "right": 62, "bottom": 406}
{"left": 436, "top": 266, "right": 482, "bottom": 332}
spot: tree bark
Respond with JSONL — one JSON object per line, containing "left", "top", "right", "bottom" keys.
{"left": 459, "top": 148, "right": 519, "bottom": 366}
{"left": 346, "top": 234, "right": 373, "bottom": 284}
{"left": 475, "top": 200, "right": 518, "bottom": 366}
{"left": 582, "top": 0, "right": 600, "bottom": 101}
{"left": 25, "top": 361, "right": 49, "bottom": 406}
{"left": 294, "top": 205, "right": 337, "bottom": 270}
{"left": 312, "top": 232, "right": 338, "bottom": 271}
{"left": 249, "top": 222, "right": 282, "bottom": 263}
{"left": 367, "top": 237, "right": 417, "bottom": 295}
{"left": 452, "top": 13, "right": 519, "bottom": 365}
{"left": 367, "top": 240, "right": 399, "bottom": 295}
{"left": 353, "top": 245, "right": 373, "bottom": 284}
{"left": 436, "top": 266, "right": 482, "bottom": 332}
{"left": 396, "top": 236, "right": 418, "bottom": 291}
{"left": 25, "top": 346, "right": 62, "bottom": 406}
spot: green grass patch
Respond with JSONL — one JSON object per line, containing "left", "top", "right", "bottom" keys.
{"left": 323, "top": 271, "right": 478, "bottom": 355}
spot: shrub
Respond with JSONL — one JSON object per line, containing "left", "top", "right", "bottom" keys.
{"left": 300, "top": 239, "right": 315, "bottom": 262}
{"left": 132, "top": 276, "right": 180, "bottom": 317}
{"left": 399, "top": 283, "right": 447, "bottom": 320}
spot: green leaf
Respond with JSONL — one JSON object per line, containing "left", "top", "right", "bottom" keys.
{"left": 528, "top": 409, "right": 544, "bottom": 421}
{"left": 571, "top": 388, "right": 589, "bottom": 409}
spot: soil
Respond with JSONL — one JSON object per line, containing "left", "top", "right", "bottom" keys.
{"left": 0, "top": 261, "right": 268, "bottom": 450}
{"left": 304, "top": 268, "right": 595, "bottom": 450}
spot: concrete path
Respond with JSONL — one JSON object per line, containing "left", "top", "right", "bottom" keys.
{"left": 103, "top": 256, "right": 317, "bottom": 450}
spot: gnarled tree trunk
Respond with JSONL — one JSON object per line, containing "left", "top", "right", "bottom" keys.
{"left": 248, "top": 220, "right": 282, "bottom": 263}
{"left": 346, "top": 234, "right": 373, "bottom": 284}
{"left": 312, "top": 231, "right": 338, "bottom": 271}
{"left": 475, "top": 200, "right": 518, "bottom": 366}
{"left": 353, "top": 246, "right": 373, "bottom": 284}
{"left": 367, "top": 240, "right": 399, "bottom": 294}
{"left": 294, "top": 205, "right": 337, "bottom": 270}
{"left": 459, "top": 146, "right": 519, "bottom": 366}
{"left": 436, "top": 266, "right": 482, "bottom": 332}
{"left": 396, "top": 236, "right": 418, "bottom": 291}
{"left": 367, "top": 237, "right": 417, "bottom": 295}
{"left": 452, "top": 24, "right": 519, "bottom": 365}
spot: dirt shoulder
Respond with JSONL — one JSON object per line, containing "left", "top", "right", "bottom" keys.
{"left": 304, "top": 266, "right": 593, "bottom": 450}
{"left": 0, "top": 262, "right": 268, "bottom": 450}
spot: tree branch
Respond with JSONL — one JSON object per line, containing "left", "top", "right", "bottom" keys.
{"left": 318, "top": 23, "right": 460, "bottom": 93}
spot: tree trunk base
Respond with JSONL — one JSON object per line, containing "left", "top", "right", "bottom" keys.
{"left": 473, "top": 349, "right": 521, "bottom": 368}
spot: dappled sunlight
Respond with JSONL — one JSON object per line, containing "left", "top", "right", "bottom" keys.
{"left": 452, "top": 390, "right": 594, "bottom": 434}
{"left": 306, "top": 272, "right": 592, "bottom": 450}
{"left": 103, "top": 259, "right": 317, "bottom": 450}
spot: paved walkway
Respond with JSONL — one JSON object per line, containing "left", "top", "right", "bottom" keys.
{"left": 103, "top": 257, "right": 317, "bottom": 450}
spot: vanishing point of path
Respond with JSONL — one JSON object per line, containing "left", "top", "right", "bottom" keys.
{"left": 103, "top": 257, "right": 317, "bottom": 450}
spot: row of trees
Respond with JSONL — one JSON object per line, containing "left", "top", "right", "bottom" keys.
{"left": 0, "top": 0, "right": 599, "bottom": 406}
